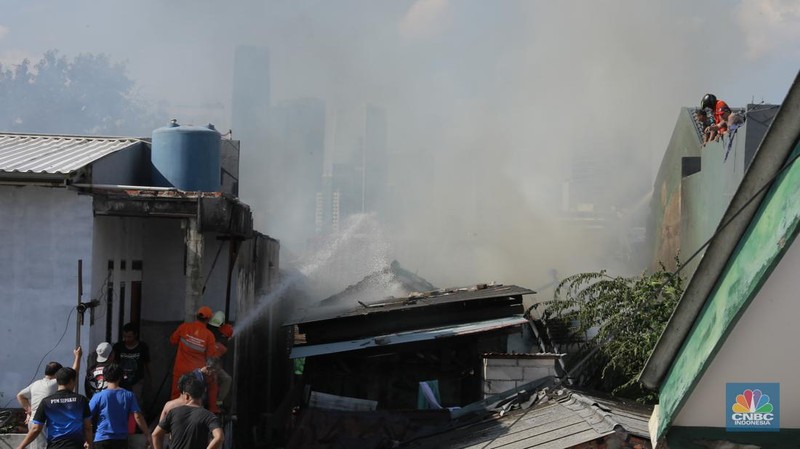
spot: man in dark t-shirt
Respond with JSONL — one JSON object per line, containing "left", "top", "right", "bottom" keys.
{"left": 16, "top": 367, "right": 93, "bottom": 449}
{"left": 113, "top": 323, "right": 150, "bottom": 406}
{"left": 152, "top": 376, "right": 223, "bottom": 449}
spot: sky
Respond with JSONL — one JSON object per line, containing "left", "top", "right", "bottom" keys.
{"left": 1, "top": 0, "right": 799, "bottom": 295}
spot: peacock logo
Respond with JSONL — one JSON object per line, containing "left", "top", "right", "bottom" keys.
{"left": 732, "top": 389, "right": 773, "bottom": 414}
{"left": 727, "top": 383, "right": 779, "bottom": 431}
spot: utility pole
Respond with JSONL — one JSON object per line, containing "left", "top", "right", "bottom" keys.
{"left": 75, "top": 260, "right": 83, "bottom": 392}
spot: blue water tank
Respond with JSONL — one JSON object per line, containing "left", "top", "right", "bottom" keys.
{"left": 151, "top": 120, "right": 221, "bottom": 191}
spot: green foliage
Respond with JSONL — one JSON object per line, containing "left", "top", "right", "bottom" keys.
{"left": 0, "top": 50, "right": 161, "bottom": 135}
{"left": 544, "top": 262, "right": 683, "bottom": 401}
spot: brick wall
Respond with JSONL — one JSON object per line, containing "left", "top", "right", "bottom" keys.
{"left": 482, "top": 355, "right": 559, "bottom": 398}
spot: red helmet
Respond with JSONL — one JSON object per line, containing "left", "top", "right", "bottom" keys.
{"left": 219, "top": 323, "right": 234, "bottom": 338}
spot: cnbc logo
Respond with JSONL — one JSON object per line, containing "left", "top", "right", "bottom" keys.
{"left": 726, "top": 383, "right": 780, "bottom": 432}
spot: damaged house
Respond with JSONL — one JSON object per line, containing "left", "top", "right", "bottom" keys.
{"left": 0, "top": 124, "right": 288, "bottom": 447}
{"left": 286, "top": 281, "right": 536, "bottom": 411}
{"left": 282, "top": 277, "right": 548, "bottom": 447}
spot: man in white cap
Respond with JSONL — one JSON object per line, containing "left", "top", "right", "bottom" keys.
{"left": 85, "top": 342, "right": 114, "bottom": 400}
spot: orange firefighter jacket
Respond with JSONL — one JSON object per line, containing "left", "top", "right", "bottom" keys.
{"left": 170, "top": 321, "right": 217, "bottom": 373}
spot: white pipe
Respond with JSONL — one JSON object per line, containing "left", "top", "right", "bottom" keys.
{"left": 184, "top": 217, "right": 204, "bottom": 323}
{"left": 70, "top": 183, "right": 178, "bottom": 191}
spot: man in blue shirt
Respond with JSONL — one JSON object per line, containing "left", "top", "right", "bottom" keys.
{"left": 15, "top": 367, "right": 93, "bottom": 449}
{"left": 89, "top": 364, "right": 152, "bottom": 449}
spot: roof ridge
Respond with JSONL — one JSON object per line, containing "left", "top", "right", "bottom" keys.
{"left": 557, "top": 391, "right": 626, "bottom": 436}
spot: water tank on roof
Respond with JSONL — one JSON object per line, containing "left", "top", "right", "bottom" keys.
{"left": 151, "top": 120, "right": 221, "bottom": 191}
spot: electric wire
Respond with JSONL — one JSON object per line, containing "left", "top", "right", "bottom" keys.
{"left": 662, "top": 148, "right": 800, "bottom": 289}
{"left": 1, "top": 306, "right": 77, "bottom": 408}
{"left": 145, "top": 350, "right": 178, "bottom": 421}
{"left": 744, "top": 105, "right": 780, "bottom": 128}
{"left": 202, "top": 241, "right": 225, "bottom": 294}
{"left": 88, "top": 272, "right": 113, "bottom": 321}
{"left": 0, "top": 409, "right": 12, "bottom": 429}
{"left": 202, "top": 210, "right": 235, "bottom": 295}
{"left": 540, "top": 139, "right": 800, "bottom": 394}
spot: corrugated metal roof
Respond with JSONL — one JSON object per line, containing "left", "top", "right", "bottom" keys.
{"left": 0, "top": 133, "right": 140, "bottom": 175}
{"left": 482, "top": 353, "right": 563, "bottom": 359}
{"left": 290, "top": 316, "right": 528, "bottom": 359}
{"left": 287, "top": 284, "right": 535, "bottom": 326}
{"left": 408, "top": 389, "right": 652, "bottom": 448}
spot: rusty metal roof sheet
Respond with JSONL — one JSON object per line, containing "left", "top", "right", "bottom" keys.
{"left": 407, "top": 388, "right": 652, "bottom": 448}
{"left": 287, "top": 284, "right": 535, "bottom": 326}
{"left": 290, "top": 315, "right": 528, "bottom": 359}
{"left": 0, "top": 133, "right": 140, "bottom": 175}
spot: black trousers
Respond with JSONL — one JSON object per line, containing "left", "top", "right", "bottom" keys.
{"left": 93, "top": 439, "right": 128, "bottom": 449}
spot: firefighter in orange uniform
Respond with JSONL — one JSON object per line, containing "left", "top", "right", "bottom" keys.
{"left": 169, "top": 306, "right": 217, "bottom": 399}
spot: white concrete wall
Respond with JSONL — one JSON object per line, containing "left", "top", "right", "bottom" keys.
{"left": 674, "top": 235, "right": 800, "bottom": 427}
{"left": 91, "top": 143, "right": 149, "bottom": 186}
{"left": 0, "top": 186, "right": 92, "bottom": 400}
{"left": 89, "top": 216, "right": 242, "bottom": 412}
{"left": 200, "top": 234, "right": 235, "bottom": 321}
{"left": 140, "top": 219, "right": 186, "bottom": 322}
{"left": 89, "top": 216, "right": 146, "bottom": 349}
{"left": 482, "top": 356, "right": 557, "bottom": 398}
{"left": 92, "top": 217, "right": 239, "bottom": 328}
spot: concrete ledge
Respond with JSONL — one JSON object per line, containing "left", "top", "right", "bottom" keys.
{"left": 0, "top": 434, "right": 147, "bottom": 449}
{"left": 0, "top": 434, "right": 25, "bottom": 449}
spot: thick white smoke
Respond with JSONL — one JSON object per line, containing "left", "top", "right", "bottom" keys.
{"left": 2, "top": 0, "right": 798, "bottom": 293}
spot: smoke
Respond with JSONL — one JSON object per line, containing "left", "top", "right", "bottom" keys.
{"left": 234, "top": 213, "right": 395, "bottom": 334}
{"left": 735, "top": 0, "right": 800, "bottom": 59}
{"left": 3, "top": 1, "right": 799, "bottom": 295}
{"left": 399, "top": 0, "right": 450, "bottom": 40}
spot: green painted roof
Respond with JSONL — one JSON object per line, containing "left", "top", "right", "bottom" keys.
{"left": 639, "top": 71, "right": 800, "bottom": 440}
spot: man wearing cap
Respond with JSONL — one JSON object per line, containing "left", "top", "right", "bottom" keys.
{"left": 86, "top": 342, "right": 114, "bottom": 400}
{"left": 169, "top": 306, "right": 217, "bottom": 399}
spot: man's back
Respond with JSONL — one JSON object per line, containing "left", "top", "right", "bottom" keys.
{"left": 20, "top": 378, "right": 57, "bottom": 416}
{"left": 172, "top": 322, "right": 216, "bottom": 369}
{"left": 85, "top": 362, "right": 109, "bottom": 399}
{"left": 713, "top": 99, "right": 730, "bottom": 125}
{"left": 89, "top": 388, "right": 140, "bottom": 442}
{"left": 32, "top": 389, "right": 90, "bottom": 449}
{"left": 159, "top": 405, "right": 221, "bottom": 449}
{"left": 159, "top": 397, "right": 188, "bottom": 423}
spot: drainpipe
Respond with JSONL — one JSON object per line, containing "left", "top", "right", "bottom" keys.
{"left": 184, "top": 217, "right": 204, "bottom": 323}
{"left": 223, "top": 238, "right": 240, "bottom": 322}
